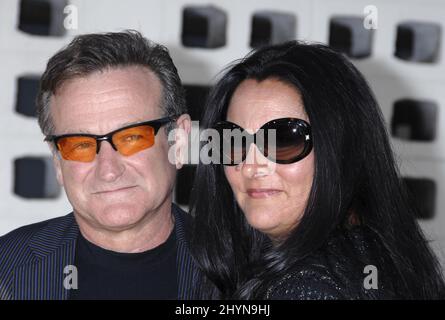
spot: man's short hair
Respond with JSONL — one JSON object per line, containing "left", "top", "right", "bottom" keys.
{"left": 36, "top": 30, "right": 186, "bottom": 136}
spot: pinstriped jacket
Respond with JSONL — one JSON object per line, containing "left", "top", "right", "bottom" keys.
{"left": 0, "top": 204, "right": 199, "bottom": 300}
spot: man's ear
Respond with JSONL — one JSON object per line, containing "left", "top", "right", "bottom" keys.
{"left": 50, "top": 145, "right": 64, "bottom": 187}
{"left": 173, "top": 114, "right": 191, "bottom": 169}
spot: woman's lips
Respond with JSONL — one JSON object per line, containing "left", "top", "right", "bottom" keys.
{"left": 246, "top": 188, "right": 282, "bottom": 199}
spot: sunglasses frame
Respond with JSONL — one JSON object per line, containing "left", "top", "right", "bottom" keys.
{"left": 213, "top": 117, "right": 313, "bottom": 165}
{"left": 45, "top": 116, "right": 176, "bottom": 158}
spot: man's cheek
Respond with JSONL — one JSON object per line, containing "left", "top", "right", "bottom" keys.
{"left": 61, "top": 165, "right": 89, "bottom": 192}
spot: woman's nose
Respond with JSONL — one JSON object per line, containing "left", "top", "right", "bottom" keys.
{"left": 240, "top": 143, "right": 274, "bottom": 178}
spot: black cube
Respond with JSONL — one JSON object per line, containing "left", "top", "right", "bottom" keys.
{"left": 329, "top": 16, "right": 373, "bottom": 58}
{"left": 18, "top": 0, "right": 67, "bottom": 36}
{"left": 391, "top": 99, "right": 438, "bottom": 141}
{"left": 181, "top": 5, "right": 227, "bottom": 48}
{"left": 16, "top": 75, "right": 40, "bottom": 117}
{"left": 14, "top": 156, "right": 60, "bottom": 199}
{"left": 184, "top": 84, "right": 210, "bottom": 121}
{"left": 395, "top": 21, "right": 441, "bottom": 63}
{"left": 250, "top": 11, "right": 296, "bottom": 48}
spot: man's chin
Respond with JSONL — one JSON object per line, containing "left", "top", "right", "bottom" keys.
{"left": 79, "top": 206, "right": 146, "bottom": 231}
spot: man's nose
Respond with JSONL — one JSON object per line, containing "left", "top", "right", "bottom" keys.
{"left": 240, "top": 143, "right": 274, "bottom": 179}
{"left": 95, "top": 141, "right": 125, "bottom": 182}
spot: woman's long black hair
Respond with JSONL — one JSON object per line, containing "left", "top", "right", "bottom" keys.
{"left": 189, "top": 41, "right": 445, "bottom": 299}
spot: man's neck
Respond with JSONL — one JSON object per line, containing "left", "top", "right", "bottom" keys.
{"left": 74, "top": 203, "right": 175, "bottom": 253}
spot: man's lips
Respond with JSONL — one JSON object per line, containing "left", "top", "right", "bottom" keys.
{"left": 93, "top": 186, "right": 136, "bottom": 194}
{"left": 246, "top": 188, "right": 282, "bottom": 199}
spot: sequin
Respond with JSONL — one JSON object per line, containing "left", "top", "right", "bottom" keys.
{"left": 265, "top": 226, "right": 398, "bottom": 299}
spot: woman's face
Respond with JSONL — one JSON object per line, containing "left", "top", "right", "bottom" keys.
{"left": 224, "top": 78, "right": 315, "bottom": 240}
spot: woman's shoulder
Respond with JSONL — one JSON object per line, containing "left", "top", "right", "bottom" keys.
{"left": 265, "top": 262, "right": 350, "bottom": 299}
{"left": 265, "top": 226, "right": 398, "bottom": 300}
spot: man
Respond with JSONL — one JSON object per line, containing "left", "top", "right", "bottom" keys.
{"left": 0, "top": 30, "right": 196, "bottom": 299}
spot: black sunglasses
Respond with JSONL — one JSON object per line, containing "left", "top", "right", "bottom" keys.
{"left": 213, "top": 117, "right": 312, "bottom": 165}
{"left": 44, "top": 117, "right": 176, "bottom": 162}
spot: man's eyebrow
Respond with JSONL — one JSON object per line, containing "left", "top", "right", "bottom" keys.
{"left": 116, "top": 119, "right": 146, "bottom": 128}
{"left": 63, "top": 119, "right": 147, "bottom": 135}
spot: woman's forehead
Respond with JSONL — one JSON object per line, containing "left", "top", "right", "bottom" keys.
{"left": 226, "top": 78, "right": 308, "bottom": 128}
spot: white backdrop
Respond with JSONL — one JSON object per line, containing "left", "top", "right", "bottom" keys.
{"left": 1, "top": 0, "right": 444, "bottom": 267}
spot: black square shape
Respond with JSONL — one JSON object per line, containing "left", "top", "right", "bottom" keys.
{"left": 184, "top": 84, "right": 210, "bottom": 121}
{"left": 391, "top": 99, "right": 438, "bottom": 142}
{"left": 250, "top": 16, "right": 272, "bottom": 48}
{"left": 181, "top": 6, "right": 227, "bottom": 48}
{"left": 14, "top": 157, "right": 60, "bottom": 198}
{"left": 16, "top": 76, "right": 40, "bottom": 117}
{"left": 18, "top": 0, "right": 52, "bottom": 36}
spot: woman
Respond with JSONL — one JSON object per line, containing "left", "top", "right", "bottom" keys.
{"left": 190, "top": 41, "right": 445, "bottom": 299}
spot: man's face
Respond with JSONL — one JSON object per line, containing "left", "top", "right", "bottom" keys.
{"left": 50, "top": 66, "right": 177, "bottom": 232}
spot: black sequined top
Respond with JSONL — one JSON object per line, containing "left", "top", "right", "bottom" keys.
{"left": 265, "top": 226, "right": 399, "bottom": 299}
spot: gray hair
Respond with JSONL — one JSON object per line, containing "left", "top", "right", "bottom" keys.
{"left": 36, "top": 30, "right": 187, "bottom": 136}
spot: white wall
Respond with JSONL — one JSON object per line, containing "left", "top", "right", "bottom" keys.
{"left": 1, "top": 0, "right": 444, "bottom": 266}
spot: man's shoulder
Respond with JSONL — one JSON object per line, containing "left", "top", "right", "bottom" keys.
{"left": 0, "top": 213, "right": 76, "bottom": 252}
{"left": 172, "top": 203, "right": 192, "bottom": 231}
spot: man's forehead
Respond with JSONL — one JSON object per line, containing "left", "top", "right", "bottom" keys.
{"left": 50, "top": 67, "right": 163, "bottom": 134}
{"left": 54, "top": 66, "right": 161, "bottom": 100}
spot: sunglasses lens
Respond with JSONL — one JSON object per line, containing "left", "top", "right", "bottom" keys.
{"left": 266, "top": 119, "right": 310, "bottom": 164}
{"left": 213, "top": 118, "right": 311, "bottom": 165}
{"left": 113, "top": 125, "right": 155, "bottom": 156}
{"left": 57, "top": 136, "right": 97, "bottom": 162}
{"left": 227, "top": 138, "right": 246, "bottom": 165}
{"left": 215, "top": 125, "right": 248, "bottom": 166}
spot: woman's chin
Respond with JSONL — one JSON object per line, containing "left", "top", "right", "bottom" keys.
{"left": 245, "top": 210, "right": 280, "bottom": 234}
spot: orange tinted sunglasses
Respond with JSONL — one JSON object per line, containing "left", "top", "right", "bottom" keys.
{"left": 45, "top": 117, "right": 176, "bottom": 162}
